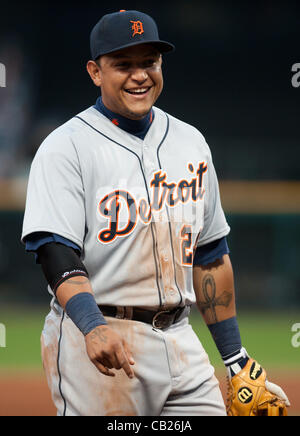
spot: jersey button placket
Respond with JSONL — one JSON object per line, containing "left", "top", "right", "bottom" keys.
{"left": 142, "top": 145, "right": 165, "bottom": 304}
{"left": 143, "top": 143, "right": 156, "bottom": 174}
{"left": 155, "top": 208, "right": 176, "bottom": 304}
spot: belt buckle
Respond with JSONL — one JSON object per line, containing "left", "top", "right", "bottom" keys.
{"left": 152, "top": 310, "right": 174, "bottom": 329}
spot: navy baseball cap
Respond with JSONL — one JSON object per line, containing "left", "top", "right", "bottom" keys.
{"left": 90, "top": 10, "right": 175, "bottom": 60}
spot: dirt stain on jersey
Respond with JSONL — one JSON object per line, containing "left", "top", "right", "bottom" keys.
{"left": 126, "top": 224, "right": 159, "bottom": 303}
{"left": 41, "top": 317, "right": 61, "bottom": 379}
{"left": 41, "top": 315, "right": 67, "bottom": 413}
{"left": 41, "top": 335, "right": 57, "bottom": 385}
{"left": 101, "top": 372, "right": 138, "bottom": 416}
{"left": 169, "top": 219, "right": 186, "bottom": 294}
{"left": 169, "top": 337, "right": 189, "bottom": 376}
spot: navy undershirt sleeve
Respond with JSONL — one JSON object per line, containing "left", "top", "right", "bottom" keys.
{"left": 193, "top": 236, "right": 230, "bottom": 266}
{"left": 25, "top": 232, "right": 81, "bottom": 263}
{"left": 26, "top": 233, "right": 228, "bottom": 267}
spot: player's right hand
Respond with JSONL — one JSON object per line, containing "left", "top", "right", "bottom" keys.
{"left": 85, "top": 325, "right": 135, "bottom": 379}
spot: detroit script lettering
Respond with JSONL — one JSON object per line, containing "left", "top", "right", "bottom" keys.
{"left": 97, "top": 162, "right": 207, "bottom": 244}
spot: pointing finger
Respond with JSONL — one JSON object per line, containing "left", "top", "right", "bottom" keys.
{"left": 115, "top": 348, "right": 134, "bottom": 379}
{"left": 123, "top": 340, "right": 135, "bottom": 366}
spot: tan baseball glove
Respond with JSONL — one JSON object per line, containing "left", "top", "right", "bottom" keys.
{"left": 226, "top": 358, "right": 290, "bottom": 416}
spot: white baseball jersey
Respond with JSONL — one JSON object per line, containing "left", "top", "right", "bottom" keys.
{"left": 22, "top": 105, "right": 230, "bottom": 310}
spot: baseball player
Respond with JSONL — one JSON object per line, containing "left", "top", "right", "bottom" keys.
{"left": 22, "top": 10, "right": 289, "bottom": 416}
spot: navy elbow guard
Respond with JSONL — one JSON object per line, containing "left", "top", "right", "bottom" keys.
{"left": 37, "top": 242, "right": 89, "bottom": 293}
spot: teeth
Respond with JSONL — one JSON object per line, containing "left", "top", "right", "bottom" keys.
{"left": 127, "top": 88, "right": 148, "bottom": 94}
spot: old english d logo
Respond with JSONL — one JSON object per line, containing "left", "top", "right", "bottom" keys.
{"left": 238, "top": 387, "right": 253, "bottom": 404}
{"left": 130, "top": 20, "right": 144, "bottom": 37}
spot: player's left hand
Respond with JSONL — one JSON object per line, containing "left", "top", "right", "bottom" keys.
{"left": 226, "top": 358, "right": 290, "bottom": 416}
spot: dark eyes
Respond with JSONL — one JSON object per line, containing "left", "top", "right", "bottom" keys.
{"left": 115, "top": 59, "right": 156, "bottom": 69}
{"left": 143, "top": 59, "right": 156, "bottom": 67}
{"left": 116, "top": 62, "right": 130, "bottom": 69}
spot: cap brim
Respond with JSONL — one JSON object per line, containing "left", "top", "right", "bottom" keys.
{"left": 93, "top": 40, "right": 175, "bottom": 59}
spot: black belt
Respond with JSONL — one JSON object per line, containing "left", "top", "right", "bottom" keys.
{"left": 98, "top": 305, "right": 190, "bottom": 330}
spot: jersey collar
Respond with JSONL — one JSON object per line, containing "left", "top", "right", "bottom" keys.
{"left": 94, "top": 96, "right": 154, "bottom": 140}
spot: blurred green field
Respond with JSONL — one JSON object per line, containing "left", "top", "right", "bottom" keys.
{"left": 190, "top": 310, "right": 300, "bottom": 371}
{"left": 0, "top": 306, "right": 49, "bottom": 370}
{"left": 0, "top": 306, "right": 299, "bottom": 372}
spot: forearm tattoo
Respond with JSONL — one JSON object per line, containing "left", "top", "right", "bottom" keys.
{"left": 197, "top": 273, "right": 232, "bottom": 323}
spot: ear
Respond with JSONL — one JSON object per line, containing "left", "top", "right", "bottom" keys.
{"left": 86, "top": 60, "right": 102, "bottom": 87}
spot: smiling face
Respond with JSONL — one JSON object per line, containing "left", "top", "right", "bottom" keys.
{"left": 87, "top": 44, "right": 163, "bottom": 120}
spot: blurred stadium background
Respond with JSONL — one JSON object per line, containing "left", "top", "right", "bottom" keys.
{"left": 0, "top": 0, "right": 299, "bottom": 416}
